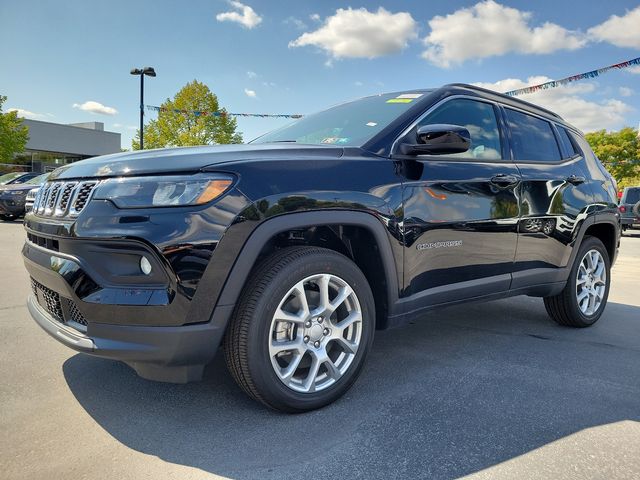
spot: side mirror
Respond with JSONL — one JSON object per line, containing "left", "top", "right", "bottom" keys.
{"left": 399, "top": 124, "right": 471, "bottom": 156}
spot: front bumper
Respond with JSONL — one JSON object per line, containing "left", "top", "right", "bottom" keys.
{"left": 0, "top": 197, "right": 26, "bottom": 216}
{"left": 27, "top": 294, "right": 227, "bottom": 382}
{"left": 621, "top": 216, "right": 640, "bottom": 226}
{"left": 22, "top": 232, "right": 233, "bottom": 383}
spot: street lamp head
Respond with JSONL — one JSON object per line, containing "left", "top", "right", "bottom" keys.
{"left": 143, "top": 67, "right": 156, "bottom": 77}
{"left": 130, "top": 68, "right": 143, "bottom": 75}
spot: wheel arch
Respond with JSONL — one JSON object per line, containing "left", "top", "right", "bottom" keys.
{"left": 214, "top": 211, "right": 401, "bottom": 330}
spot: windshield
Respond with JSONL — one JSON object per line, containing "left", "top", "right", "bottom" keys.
{"left": 0, "top": 172, "right": 23, "bottom": 184}
{"left": 25, "top": 173, "right": 49, "bottom": 185}
{"left": 253, "top": 92, "right": 429, "bottom": 147}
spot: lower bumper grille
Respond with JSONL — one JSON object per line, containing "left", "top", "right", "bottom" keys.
{"left": 30, "top": 277, "right": 87, "bottom": 330}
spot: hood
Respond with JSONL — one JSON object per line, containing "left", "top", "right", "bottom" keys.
{"left": 49, "top": 143, "right": 344, "bottom": 180}
{"left": 0, "top": 183, "right": 39, "bottom": 193}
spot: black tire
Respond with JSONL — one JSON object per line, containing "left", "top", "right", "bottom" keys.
{"left": 0, "top": 214, "right": 15, "bottom": 222}
{"left": 544, "top": 236, "right": 611, "bottom": 327}
{"left": 224, "top": 246, "right": 375, "bottom": 412}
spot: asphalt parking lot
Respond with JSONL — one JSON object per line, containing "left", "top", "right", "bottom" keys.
{"left": 1, "top": 220, "right": 639, "bottom": 480}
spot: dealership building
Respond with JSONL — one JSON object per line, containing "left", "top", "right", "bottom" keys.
{"left": 13, "top": 120, "right": 121, "bottom": 173}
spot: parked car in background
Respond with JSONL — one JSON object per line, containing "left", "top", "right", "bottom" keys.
{"left": 0, "top": 173, "right": 50, "bottom": 221}
{"left": 619, "top": 186, "right": 640, "bottom": 233}
{"left": 0, "top": 172, "right": 40, "bottom": 186}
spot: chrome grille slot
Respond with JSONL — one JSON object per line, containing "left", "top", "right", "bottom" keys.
{"left": 44, "top": 182, "right": 62, "bottom": 215}
{"left": 54, "top": 182, "right": 77, "bottom": 216}
{"left": 35, "top": 183, "right": 51, "bottom": 215}
{"left": 69, "top": 182, "right": 98, "bottom": 217}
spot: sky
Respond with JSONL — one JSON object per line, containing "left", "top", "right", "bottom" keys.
{"left": 1, "top": 0, "right": 640, "bottom": 149}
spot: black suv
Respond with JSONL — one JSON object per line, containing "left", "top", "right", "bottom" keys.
{"left": 23, "top": 84, "right": 620, "bottom": 412}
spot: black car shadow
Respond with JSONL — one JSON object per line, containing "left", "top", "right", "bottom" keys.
{"left": 63, "top": 297, "right": 640, "bottom": 479}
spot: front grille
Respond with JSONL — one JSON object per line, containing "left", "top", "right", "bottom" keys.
{"left": 30, "top": 277, "right": 89, "bottom": 331}
{"left": 31, "top": 278, "right": 63, "bottom": 321}
{"left": 32, "top": 181, "right": 99, "bottom": 218}
{"left": 26, "top": 232, "right": 59, "bottom": 251}
{"left": 67, "top": 300, "right": 88, "bottom": 326}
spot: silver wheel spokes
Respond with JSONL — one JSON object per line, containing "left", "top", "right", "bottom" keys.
{"left": 576, "top": 249, "right": 606, "bottom": 316}
{"left": 269, "top": 273, "right": 362, "bottom": 393}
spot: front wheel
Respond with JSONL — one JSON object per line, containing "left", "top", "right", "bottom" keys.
{"left": 0, "top": 214, "right": 16, "bottom": 222}
{"left": 544, "top": 236, "right": 611, "bottom": 327}
{"left": 224, "top": 247, "right": 375, "bottom": 412}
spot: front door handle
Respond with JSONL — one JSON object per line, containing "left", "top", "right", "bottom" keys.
{"left": 566, "top": 175, "right": 586, "bottom": 185}
{"left": 490, "top": 174, "right": 519, "bottom": 186}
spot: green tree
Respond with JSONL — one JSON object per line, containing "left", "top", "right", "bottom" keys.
{"left": 585, "top": 127, "right": 639, "bottom": 184}
{"left": 0, "top": 96, "right": 29, "bottom": 163}
{"left": 132, "top": 80, "right": 242, "bottom": 149}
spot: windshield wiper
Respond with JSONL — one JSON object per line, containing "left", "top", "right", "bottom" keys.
{"left": 268, "top": 140, "right": 297, "bottom": 143}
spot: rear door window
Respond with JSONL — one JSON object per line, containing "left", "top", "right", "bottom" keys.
{"left": 505, "top": 108, "right": 562, "bottom": 162}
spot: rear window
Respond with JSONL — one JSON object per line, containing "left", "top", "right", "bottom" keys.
{"left": 624, "top": 188, "right": 640, "bottom": 204}
{"left": 505, "top": 108, "right": 561, "bottom": 161}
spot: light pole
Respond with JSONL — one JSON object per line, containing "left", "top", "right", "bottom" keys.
{"left": 130, "top": 67, "right": 156, "bottom": 149}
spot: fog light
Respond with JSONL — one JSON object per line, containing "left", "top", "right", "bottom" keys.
{"left": 140, "top": 256, "right": 152, "bottom": 275}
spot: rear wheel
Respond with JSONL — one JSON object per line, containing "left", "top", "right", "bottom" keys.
{"left": 0, "top": 214, "right": 16, "bottom": 222}
{"left": 544, "top": 236, "right": 611, "bottom": 327}
{"left": 224, "top": 247, "right": 375, "bottom": 412}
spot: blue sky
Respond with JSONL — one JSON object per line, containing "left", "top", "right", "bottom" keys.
{"left": 1, "top": 0, "right": 639, "bottom": 149}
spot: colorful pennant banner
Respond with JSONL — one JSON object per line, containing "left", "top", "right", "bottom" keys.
{"left": 143, "top": 56, "right": 640, "bottom": 119}
{"left": 146, "top": 105, "right": 303, "bottom": 119}
{"left": 505, "top": 56, "right": 640, "bottom": 96}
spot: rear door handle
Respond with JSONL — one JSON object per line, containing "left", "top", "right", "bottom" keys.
{"left": 490, "top": 174, "right": 519, "bottom": 186}
{"left": 566, "top": 175, "right": 586, "bottom": 185}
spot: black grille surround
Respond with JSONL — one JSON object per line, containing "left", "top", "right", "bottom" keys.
{"left": 33, "top": 180, "right": 99, "bottom": 218}
{"left": 30, "top": 277, "right": 88, "bottom": 331}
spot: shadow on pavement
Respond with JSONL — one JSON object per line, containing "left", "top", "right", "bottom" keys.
{"left": 63, "top": 298, "right": 640, "bottom": 479}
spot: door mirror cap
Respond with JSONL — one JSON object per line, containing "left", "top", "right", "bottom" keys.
{"left": 400, "top": 124, "right": 471, "bottom": 156}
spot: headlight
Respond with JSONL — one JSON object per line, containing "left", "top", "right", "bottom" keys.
{"left": 93, "top": 174, "right": 234, "bottom": 209}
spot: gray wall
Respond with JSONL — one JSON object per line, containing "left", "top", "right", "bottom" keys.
{"left": 24, "top": 119, "right": 121, "bottom": 156}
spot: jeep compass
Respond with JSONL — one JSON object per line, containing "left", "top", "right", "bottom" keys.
{"left": 23, "top": 84, "right": 620, "bottom": 412}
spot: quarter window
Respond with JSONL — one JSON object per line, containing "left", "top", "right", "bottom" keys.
{"left": 505, "top": 108, "right": 561, "bottom": 161}
{"left": 417, "top": 99, "right": 502, "bottom": 160}
{"left": 557, "top": 127, "right": 578, "bottom": 158}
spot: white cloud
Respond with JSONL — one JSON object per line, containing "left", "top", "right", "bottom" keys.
{"left": 474, "top": 77, "right": 632, "bottom": 132}
{"left": 72, "top": 101, "right": 117, "bottom": 116}
{"left": 309, "top": 13, "right": 320, "bottom": 22}
{"left": 619, "top": 87, "right": 634, "bottom": 97}
{"left": 7, "top": 108, "right": 47, "bottom": 119}
{"left": 354, "top": 81, "right": 364, "bottom": 87}
{"left": 284, "top": 16, "right": 307, "bottom": 30}
{"left": 216, "top": 1, "right": 262, "bottom": 29}
{"left": 629, "top": 66, "right": 640, "bottom": 75}
{"left": 244, "top": 88, "right": 257, "bottom": 98}
{"left": 246, "top": 70, "right": 257, "bottom": 78}
{"left": 588, "top": 6, "right": 640, "bottom": 48}
{"left": 289, "top": 7, "right": 417, "bottom": 59}
{"left": 422, "top": 1, "right": 586, "bottom": 68}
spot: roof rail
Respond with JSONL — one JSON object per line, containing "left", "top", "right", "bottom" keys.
{"left": 444, "top": 83, "right": 563, "bottom": 120}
